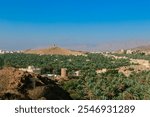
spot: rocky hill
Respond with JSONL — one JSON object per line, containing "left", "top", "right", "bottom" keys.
{"left": 132, "top": 45, "right": 150, "bottom": 52}
{"left": 114, "top": 44, "right": 150, "bottom": 55}
{"left": 23, "top": 46, "right": 85, "bottom": 56}
{"left": 0, "top": 67, "right": 72, "bottom": 100}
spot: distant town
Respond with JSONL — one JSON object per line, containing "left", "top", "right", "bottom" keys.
{"left": 0, "top": 49, "right": 22, "bottom": 54}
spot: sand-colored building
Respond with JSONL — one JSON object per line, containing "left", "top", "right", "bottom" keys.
{"left": 96, "top": 68, "right": 107, "bottom": 74}
{"left": 19, "top": 66, "right": 41, "bottom": 74}
{"left": 61, "top": 68, "right": 67, "bottom": 77}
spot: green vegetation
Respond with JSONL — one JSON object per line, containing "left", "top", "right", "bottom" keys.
{"left": 62, "top": 70, "right": 150, "bottom": 100}
{"left": 1, "top": 53, "right": 150, "bottom": 100}
{"left": 0, "top": 53, "right": 130, "bottom": 74}
{"left": 0, "top": 57, "right": 4, "bottom": 68}
{"left": 113, "top": 53, "right": 150, "bottom": 61}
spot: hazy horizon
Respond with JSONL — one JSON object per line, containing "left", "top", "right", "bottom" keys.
{"left": 0, "top": 0, "right": 150, "bottom": 51}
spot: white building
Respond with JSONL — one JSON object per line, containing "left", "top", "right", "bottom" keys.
{"left": 19, "top": 66, "right": 41, "bottom": 74}
{"left": 0, "top": 50, "right": 5, "bottom": 54}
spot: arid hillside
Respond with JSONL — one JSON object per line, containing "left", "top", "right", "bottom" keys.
{"left": 132, "top": 45, "right": 150, "bottom": 52}
{"left": 23, "top": 46, "right": 85, "bottom": 56}
{"left": 0, "top": 67, "right": 72, "bottom": 100}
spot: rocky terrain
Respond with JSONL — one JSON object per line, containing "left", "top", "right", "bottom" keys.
{"left": 24, "top": 46, "right": 85, "bottom": 56}
{"left": 0, "top": 67, "right": 72, "bottom": 100}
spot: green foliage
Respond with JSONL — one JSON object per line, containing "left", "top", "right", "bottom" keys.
{"left": 0, "top": 53, "right": 130, "bottom": 71}
{"left": 0, "top": 57, "right": 4, "bottom": 68}
{"left": 3, "top": 53, "right": 150, "bottom": 100}
{"left": 113, "top": 53, "right": 150, "bottom": 61}
{"left": 62, "top": 70, "right": 150, "bottom": 100}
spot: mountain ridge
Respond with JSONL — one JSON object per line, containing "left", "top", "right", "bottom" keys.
{"left": 131, "top": 45, "right": 150, "bottom": 52}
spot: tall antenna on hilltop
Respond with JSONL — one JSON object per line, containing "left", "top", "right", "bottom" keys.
{"left": 49, "top": 43, "right": 56, "bottom": 49}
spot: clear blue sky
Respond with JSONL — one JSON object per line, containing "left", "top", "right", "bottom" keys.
{"left": 0, "top": 0, "right": 150, "bottom": 51}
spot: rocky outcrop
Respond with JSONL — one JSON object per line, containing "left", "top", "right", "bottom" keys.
{"left": 0, "top": 67, "right": 72, "bottom": 100}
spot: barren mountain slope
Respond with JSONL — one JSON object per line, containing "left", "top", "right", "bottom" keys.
{"left": 132, "top": 45, "right": 150, "bottom": 52}
{"left": 24, "top": 46, "right": 85, "bottom": 55}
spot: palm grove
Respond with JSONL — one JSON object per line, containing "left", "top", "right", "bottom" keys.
{"left": 0, "top": 53, "right": 150, "bottom": 100}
